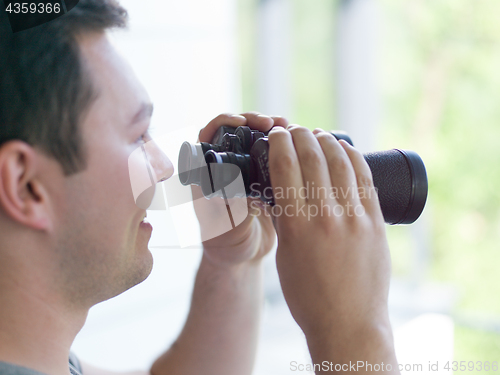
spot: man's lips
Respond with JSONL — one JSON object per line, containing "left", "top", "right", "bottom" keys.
{"left": 139, "top": 212, "right": 152, "bottom": 230}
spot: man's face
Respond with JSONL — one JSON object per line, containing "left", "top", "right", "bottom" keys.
{"left": 54, "top": 32, "right": 173, "bottom": 306}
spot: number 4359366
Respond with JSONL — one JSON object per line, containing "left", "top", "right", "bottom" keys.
{"left": 5, "top": 3, "right": 61, "bottom": 14}
{"left": 444, "top": 361, "right": 498, "bottom": 372}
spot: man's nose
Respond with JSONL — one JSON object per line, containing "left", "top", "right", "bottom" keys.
{"left": 145, "top": 140, "right": 174, "bottom": 183}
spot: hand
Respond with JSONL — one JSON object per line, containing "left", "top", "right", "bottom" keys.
{"left": 193, "top": 112, "right": 288, "bottom": 267}
{"left": 267, "top": 125, "right": 392, "bottom": 342}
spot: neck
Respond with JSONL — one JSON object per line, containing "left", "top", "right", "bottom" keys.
{"left": 0, "top": 273, "right": 88, "bottom": 375}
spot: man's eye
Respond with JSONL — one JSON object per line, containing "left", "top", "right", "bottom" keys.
{"left": 135, "top": 129, "right": 152, "bottom": 144}
{"left": 134, "top": 125, "right": 155, "bottom": 145}
{"left": 135, "top": 133, "right": 147, "bottom": 144}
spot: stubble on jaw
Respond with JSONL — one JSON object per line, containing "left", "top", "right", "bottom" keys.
{"left": 52, "top": 199, "right": 154, "bottom": 310}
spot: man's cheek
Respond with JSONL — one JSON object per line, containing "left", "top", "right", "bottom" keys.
{"left": 128, "top": 145, "right": 157, "bottom": 209}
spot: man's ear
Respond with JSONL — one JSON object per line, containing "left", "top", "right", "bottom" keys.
{"left": 0, "top": 141, "right": 54, "bottom": 232}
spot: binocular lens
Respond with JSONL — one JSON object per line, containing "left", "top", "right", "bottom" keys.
{"left": 364, "top": 149, "right": 427, "bottom": 225}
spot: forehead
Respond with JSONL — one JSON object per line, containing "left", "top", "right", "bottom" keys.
{"left": 76, "top": 32, "right": 150, "bottom": 131}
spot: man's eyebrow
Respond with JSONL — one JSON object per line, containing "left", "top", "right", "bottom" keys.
{"left": 131, "top": 103, "right": 154, "bottom": 126}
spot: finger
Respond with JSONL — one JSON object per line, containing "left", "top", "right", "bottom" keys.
{"left": 198, "top": 113, "right": 248, "bottom": 142}
{"left": 239, "top": 112, "right": 274, "bottom": 133}
{"left": 267, "top": 126, "right": 306, "bottom": 208}
{"left": 339, "top": 140, "right": 381, "bottom": 218}
{"left": 289, "top": 126, "right": 332, "bottom": 203}
{"left": 314, "top": 131, "right": 360, "bottom": 207}
{"left": 248, "top": 197, "right": 272, "bottom": 219}
{"left": 270, "top": 116, "right": 289, "bottom": 129}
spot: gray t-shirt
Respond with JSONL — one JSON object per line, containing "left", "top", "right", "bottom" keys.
{"left": 0, "top": 354, "right": 82, "bottom": 375}
{"left": 0, "top": 362, "right": 45, "bottom": 375}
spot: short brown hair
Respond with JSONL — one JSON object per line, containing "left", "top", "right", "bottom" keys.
{"left": 0, "top": 0, "right": 128, "bottom": 175}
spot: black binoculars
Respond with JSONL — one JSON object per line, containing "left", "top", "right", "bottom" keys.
{"left": 178, "top": 126, "right": 428, "bottom": 225}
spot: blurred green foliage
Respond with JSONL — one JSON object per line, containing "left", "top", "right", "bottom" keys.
{"left": 380, "top": 0, "right": 500, "bottom": 359}
{"left": 238, "top": 0, "right": 500, "bottom": 362}
{"left": 455, "top": 325, "right": 500, "bottom": 361}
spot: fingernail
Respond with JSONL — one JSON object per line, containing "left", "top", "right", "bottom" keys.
{"left": 231, "top": 115, "right": 246, "bottom": 120}
{"left": 313, "top": 128, "right": 324, "bottom": 134}
{"left": 339, "top": 139, "right": 352, "bottom": 147}
{"left": 257, "top": 114, "right": 272, "bottom": 120}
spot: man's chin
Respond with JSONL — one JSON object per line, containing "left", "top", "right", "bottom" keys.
{"left": 112, "top": 247, "right": 154, "bottom": 299}
{"left": 132, "top": 248, "right": 154, "bottom": 286}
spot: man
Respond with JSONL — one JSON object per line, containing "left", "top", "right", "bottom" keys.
{"left": 0, "top": 0, "right": 399, "bottom": 374}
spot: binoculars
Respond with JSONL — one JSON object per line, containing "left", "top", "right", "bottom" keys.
{"left": 178, "top": 126, "right": 428, "bottom": 225}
